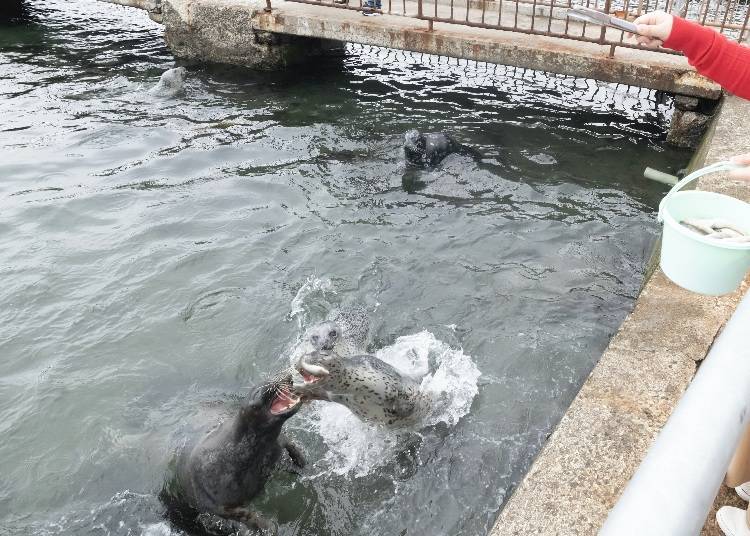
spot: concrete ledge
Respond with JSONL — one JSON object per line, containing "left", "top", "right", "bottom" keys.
{"left": 491, "top": 95, "right": 750, "bottom": 535}
{"left": 255, "top": 0, "right": 721, "bottom": 97}
{"left": 154, "top": 0, "right": 720, "bottom": 97}
{"left": 162, "top": 0, "right": 340, "bottom": 69}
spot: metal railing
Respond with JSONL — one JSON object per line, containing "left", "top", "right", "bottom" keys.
{"left": 600, "top": 288, "right": 750, "bottom": 535}
{"left": 284, "top": 0, "right": 750, "bottom": 55}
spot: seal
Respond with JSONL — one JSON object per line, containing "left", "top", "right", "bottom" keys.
{"left": 304, "top": 305, "right": 369, "bottom": 356}
{"left": 329, "top": 304, "right": 369, "bottom": 355}
{"left": 149, "top": 67, "right": 186, "bottom": 97}
{"left": 292, "top": 350, "right": 430, "bottom": 426}
{"left": 306, "top": 321, "right": 341, "bottom": 352}
{"left": 403, "top": 129, "right": 474, "bottom": 168}
{"left": 160, "top": 375, "right": 304, "bottom": 536}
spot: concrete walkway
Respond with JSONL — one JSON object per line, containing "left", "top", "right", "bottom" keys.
{"left": 150, "top": 0, "right": 720, "bottom": 97}
{"left": 491, "top": 95, "right": 750, "bottom": 535}
{"left": 254, "top": 0, "right": 720, "bottom": 96}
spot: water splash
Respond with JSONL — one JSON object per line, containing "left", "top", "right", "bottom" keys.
{"left": 141, "top": 521, "right": 182, "bottom": 536}
{"left": 306, "top": 331, "right": 480, "bottom": 477}
{"left": 288, "top": 276, "right": 335, "bottom": 322}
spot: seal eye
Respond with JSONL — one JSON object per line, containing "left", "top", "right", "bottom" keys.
{"left": 329, "top": 330, "right": 337, "bottom": 338}
{"left": 312, "top": 335, "right": 319, "bottom": 342}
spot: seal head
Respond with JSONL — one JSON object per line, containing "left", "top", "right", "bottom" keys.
{"left": 149, "top": 67, "right": 187, "bottom": 97}
{"left": 306, "top": 321, "right": 341, "bottom": 352}
{"left": 403, "top": 129, "right": 461, "bottom": 168}
{"left": 161, "top": 374, "right": 304, "bottom": 535}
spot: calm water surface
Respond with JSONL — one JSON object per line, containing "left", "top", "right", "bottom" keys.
{"left": 0, "top": 1, "right": 689, "bottom": 535}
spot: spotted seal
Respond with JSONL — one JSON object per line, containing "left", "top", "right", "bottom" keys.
{"left": 403, "top": 129, "right": 476, "bottom": 169}
{"left": 329, "top": 304, "right": 369, "bottom": 354}
{"left": 160, "top": 375, "right": 304, "bottom": 535}
{"left": 149, "top": 67, "right": 186, "bottom": 97}
{"left": 304, "top": 304, "right": 370, "bottom": 356}
{"left": 292, "top": 350, "right": 430, "bottom": 426}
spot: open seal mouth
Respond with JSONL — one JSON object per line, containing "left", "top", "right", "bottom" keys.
{"left": 268, "top": 378, "right": 303, "bottom": 415}
{"left": 293, "top": 355, "right": 330, "bottom": 390}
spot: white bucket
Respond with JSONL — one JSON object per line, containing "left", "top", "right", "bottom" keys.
{"left": 658, "top": 161, "right": 750, "bottom": 296}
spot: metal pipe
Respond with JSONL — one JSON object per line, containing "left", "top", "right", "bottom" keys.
{"left": 600, "top": 289, "right": 750, "bottom": 535}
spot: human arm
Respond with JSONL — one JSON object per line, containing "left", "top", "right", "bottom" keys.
{"left": 632, "top": 12, "right": 750, "bottom": 99}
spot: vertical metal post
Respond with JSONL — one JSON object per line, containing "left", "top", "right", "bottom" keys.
{"left": 599, "top": 0, "right": 611, "bottom": 42}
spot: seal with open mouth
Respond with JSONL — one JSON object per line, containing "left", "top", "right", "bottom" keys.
{"left": 293, "top": 350, "right": 430, "bottom": 426}
{"left": 160, "top": 374, "right": 304, "bottom": 535}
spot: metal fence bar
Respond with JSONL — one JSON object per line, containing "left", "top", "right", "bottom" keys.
{"left": 283, "top": 0, "right": 749, "bottom": 55}
{"left": 740, "top": 4, "right": 750, "bottom": 42}
{"left": 600, "top": 289, "right": 750, "bottom": 535}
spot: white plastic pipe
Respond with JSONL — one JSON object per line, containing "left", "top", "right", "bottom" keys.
{"left": 644, "top": 166, "right": 679, "bottom": 186}
{"left": 600, "top": 289, "right": 750, "bottom": 535}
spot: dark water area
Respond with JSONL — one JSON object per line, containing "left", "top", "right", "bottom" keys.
{"left": 0, "top": 1, "right": 690, "bottom": 535}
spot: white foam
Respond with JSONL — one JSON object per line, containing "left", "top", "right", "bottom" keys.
{"left": 288, "top": 276, "right": 334, "bottom": 321}
{"left": 141, "top": 522, "right": 179, "bottom": 536}
{"left": 307, "top": 331, "right": 480, "bottom": 477}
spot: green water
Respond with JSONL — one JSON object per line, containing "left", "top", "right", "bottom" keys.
{"left": 0, "top": 1, "right": 690, "bottom": 535}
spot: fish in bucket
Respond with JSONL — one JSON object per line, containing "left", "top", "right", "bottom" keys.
{"left": 657, "top": 161, "right": 750, "bottom": 296}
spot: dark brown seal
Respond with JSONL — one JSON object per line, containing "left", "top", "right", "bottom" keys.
{"left": 160, "top": 375, "right": 305, "bottom": 536}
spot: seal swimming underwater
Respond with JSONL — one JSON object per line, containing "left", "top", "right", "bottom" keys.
{"left": 160, "top": 375, "right": 305, "bottom": 535}
{"left": 292, "top": 350, "right": 431, "bottom": 426}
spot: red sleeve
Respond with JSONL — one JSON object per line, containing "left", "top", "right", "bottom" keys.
{"left": 663, "top": 16, "right": 750, "bottom": 99}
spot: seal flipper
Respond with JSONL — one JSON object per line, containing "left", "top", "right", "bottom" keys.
{"left": 196, "top": 512, "right": 254, "bottom": 535}
{"left": 212, "top": 506, "right": 278, "bottom": 535}
{"left": 281, "top": 436, "right": 307, "bottom": 469}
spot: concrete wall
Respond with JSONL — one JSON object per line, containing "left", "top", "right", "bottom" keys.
{"left": 162, "top": 0, "right": 341, "bottom": 69}
{"left": 491, "top": 95, "right": 750, "bottom": 535}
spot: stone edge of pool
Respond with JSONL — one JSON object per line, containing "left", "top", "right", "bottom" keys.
{"left": 490, "top": 95, "right": 750, "bottom": 536}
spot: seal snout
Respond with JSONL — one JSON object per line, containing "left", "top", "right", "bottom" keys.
{"left": 291, "top": 355, "right": 330, "bottom": 397}
{"left": 307, "top": 321, "right": 341, "bottom": 352}
{"left": 269, "top": 386, "right": 301, "bottom": 415}
{"left": 266, "top": 375, "right": 302, "bottom": 416}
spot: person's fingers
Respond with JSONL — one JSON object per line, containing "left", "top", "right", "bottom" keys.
{"left": 731, "top": 154, "right": 750, "bottom": 165}
{"left": 729, "top": 167, "right": 750, "bottom": 180}
{"left": 633, "top": 11, "right": 665, "bottom": 25}
{"left": 635, "top": 23, "right": 664, "bottom": 37}
{"left": 635, "top": 35, "right": 663, "bottom": 47}
{"left": 633, "top": 14, "right": 655, "bottom": 25}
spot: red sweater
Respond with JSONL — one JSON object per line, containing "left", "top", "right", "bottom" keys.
{"left": 663, "top": 16, "right": 750, "bottom": 99}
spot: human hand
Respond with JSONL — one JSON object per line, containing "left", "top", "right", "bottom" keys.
{"left": 730, "top": 154, "right": 750, "bottom": 180}
{"left": 631, "top": 11, "right": 673, "bottom": 48}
